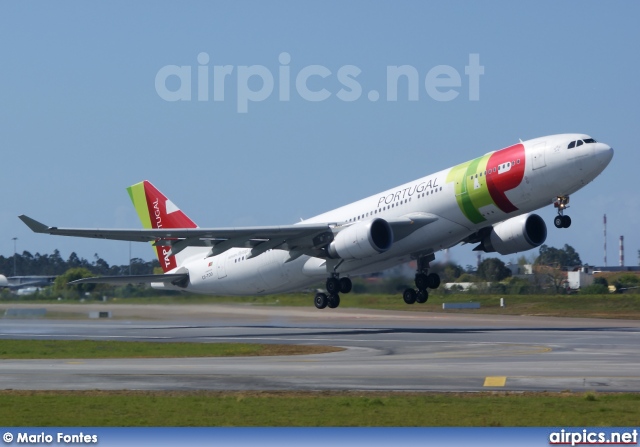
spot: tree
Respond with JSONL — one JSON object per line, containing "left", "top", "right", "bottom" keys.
{"left": 593, "top": 277, "right": 608, "bottom": 288}
{"left": 477, "top": 258, "right": 512, "bottom": 282}
{"left": 0, "top": 250, "right": 159, "bottom": 277}
{"left": 535, "top": 244, "right": 582, "bottom": 267}
{"left": 429, "top": 262, "right": 463, "bottom": 283}
{"left": 53, "top": 267, "right": 97, "bottom": 296}
{"left": 532, "top": 264, "right": 567, "bottom": 294}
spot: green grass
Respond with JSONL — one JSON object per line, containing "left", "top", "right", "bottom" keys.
{"left": 7, "top": 292, "right": 640, "bottom": 319}
{"left": 93, "top": 293, "right": 640, "bottom": 319}
{"left": 0, "top": 340, "right": 341, "bottom": 359}
{"left": 0, "top": 391, "right": 638, "bottom": 426}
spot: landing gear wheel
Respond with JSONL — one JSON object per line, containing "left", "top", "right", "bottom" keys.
{"left": 403, "top": 288, "right": 417, "bottom": 304}
{"left": 427, "top": 273, "right": 441, "bottom": 289}
{"left": 416, "top": 290, "right": 428, "bottom": 303}
{"left": 326, "top": 277, "right": 341, "bottom": 294}
{"left": 415, "top": 273, "right": 429, "bottom": 290}
{"left": 562, "top": 215, "right": 571, "bottom": 228}
{"left": 314, "top": 293, "right": 328, "bottom": 309}
{"left": 339, "top": 277, "right": 352, "bottom": 294}
{"left": 327, "top": 293, "right": 341, "bottom": 309}
{"left": 554, "top": 215, "right": 564, "bottom": 229}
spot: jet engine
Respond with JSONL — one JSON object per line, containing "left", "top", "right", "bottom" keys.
{"left": 328, "top": 218, "right": 394, "bottom": 259}
{"left": 474, "top": 213, "right": 547, "bottom": 255}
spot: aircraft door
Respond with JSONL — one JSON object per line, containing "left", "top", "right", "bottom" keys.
{"left": 531, "top": 142, "right": 547, "bottom": 170}
{"left": 216, "top": 256, "right": 227, "bottom": 279}
{"left": 258, "top": 250, "right": 289, "bottom": 289}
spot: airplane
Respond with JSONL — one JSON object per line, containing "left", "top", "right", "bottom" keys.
{"left": 0, "top": 274, "right": 56, "bottom": 291}
{"left": 20, "top": 133, "right": 613, "bottom": 309}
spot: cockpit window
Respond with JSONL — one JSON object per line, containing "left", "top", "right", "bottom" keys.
{"left": 576, "top": 140, "right": 584, "bottom": 147}
{"left": 568, "top": 141, "right": 576, "bottom": 149}
{"left": 583, "top": 138, "right": 596, "bottom": 144}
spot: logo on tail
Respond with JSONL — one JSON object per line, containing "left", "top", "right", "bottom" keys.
{"left": 127, "top": 181, "right": 197, "bottom": 272}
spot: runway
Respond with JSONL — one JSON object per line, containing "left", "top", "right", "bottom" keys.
{"left": 1, "top": 304, "right": 639, "bottom": 392}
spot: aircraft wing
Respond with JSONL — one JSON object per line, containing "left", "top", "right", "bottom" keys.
{"left": 386, "top": 212, "right": 439, "bottom": 241}
{"left": 19, "top": 214, "right": 335, "bottom": 258}
{"left": 19, "top": 213, "right": 438, "bottom": 259}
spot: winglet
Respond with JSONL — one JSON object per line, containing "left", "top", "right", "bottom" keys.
{"left": 18, "top": 215, "right": 52, "bottom": 233}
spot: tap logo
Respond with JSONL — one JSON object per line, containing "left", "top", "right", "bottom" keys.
{"left": 127, "top": 180, "right": 198, "bottom": 272}
{"left": 447, "top": 143, "right": 526, "bottom": 224}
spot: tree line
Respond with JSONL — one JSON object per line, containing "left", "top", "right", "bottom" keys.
{"left": 0, "top": 250, "right": 159, "bottom": 277}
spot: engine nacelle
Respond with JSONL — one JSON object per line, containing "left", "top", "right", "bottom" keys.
{"left": 328, "top": 218, "right": 394, "bottom": 259}
{"left": 476, "top": 213, "right": 547, "bottom": 255}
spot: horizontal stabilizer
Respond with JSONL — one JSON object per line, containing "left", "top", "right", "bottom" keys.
{"left": 69, "top": 273, "right": 189, "bottom": 287}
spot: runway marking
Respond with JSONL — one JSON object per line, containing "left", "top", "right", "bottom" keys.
{"left": 483, "top": 376, "right": 506, "bottom": 387}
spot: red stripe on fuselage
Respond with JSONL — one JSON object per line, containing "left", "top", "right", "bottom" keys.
{"left": 485, "top": 143, "right": 525, "bottom": 213}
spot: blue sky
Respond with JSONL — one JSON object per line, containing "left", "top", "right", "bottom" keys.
{"left": 1, "top": 1, "right": 637, "bottom": 270}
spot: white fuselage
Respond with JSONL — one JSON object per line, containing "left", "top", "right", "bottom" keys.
{"left": 167, "top": 134, "right": 613, "bottom": 295}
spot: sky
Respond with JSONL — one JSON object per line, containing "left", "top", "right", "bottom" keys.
{"left": 1, "top": 1, "right": 638, "bottom": 272}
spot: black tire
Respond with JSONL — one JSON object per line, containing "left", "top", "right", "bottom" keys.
{"left": 339, "top": 277, "right": 352, "bottom": 294}
{"left": 403, "top": 288, "right": 417, "bottom": 304}
{"left": 554, "top": 216, "right": 564, "bottom": 228}
{"left": 416, "top": 290, "right": 428, "bottom": 303}
{"left": 415, "top": 273, "right": 429, "bottom": 290}
{"left": 314, "top": 293, "right": 328, "bottom": 309}
{"left": 562, "top": 215, "right": 572, "bottom": 228}
{"left": 326, "top": 277, "right": 340, "bottom": 294}
{"left": 427, "top": 273, "right": 441, "bottom": 289}
{"left": 327, "top": 293, "right": 340, "bottom": 309}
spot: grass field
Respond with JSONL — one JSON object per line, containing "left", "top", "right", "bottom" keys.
{"left": 0, "top": 391, "right": 638, "bottom": 426}
{"left": 6, "top": 292, "right": 640, "bottom": 319}
{"left": 0, "top": 340, "right": 341, "bottom": 359}
{"left": 65, "top": 292, "right": 640, "bottom": 319}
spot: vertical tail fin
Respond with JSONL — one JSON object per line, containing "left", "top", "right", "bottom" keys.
{"left": 127, "top": 180, "right": 198, "bottom": 272}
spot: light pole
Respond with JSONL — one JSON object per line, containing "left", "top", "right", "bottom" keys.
{"left": 12, "top": 237, "right": 17, "bottom": 277}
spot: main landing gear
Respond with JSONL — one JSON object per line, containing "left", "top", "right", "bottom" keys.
{"left": 403, "top": 255, "right": 440, "bottom": 305}
{"left": 553, "top": 196, "right": 571, "bottom": 229}
{"left": 314, "top": 276, "right": 352, "bottom": 309}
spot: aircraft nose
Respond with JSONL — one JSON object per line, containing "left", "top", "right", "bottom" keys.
{"left": 597, "top": 143, "right": 614, "bottom": 167}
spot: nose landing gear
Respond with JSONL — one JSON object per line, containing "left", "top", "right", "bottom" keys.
{"left": 553, "top": 196, "right": 571, "bottom": 228}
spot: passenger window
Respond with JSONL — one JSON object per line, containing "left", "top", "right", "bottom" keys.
{"left": 568, "top": 141, "right": 575, "bottom": 149}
